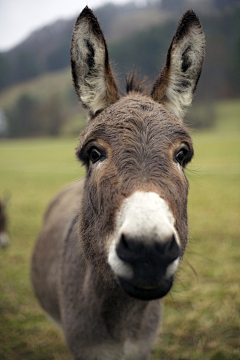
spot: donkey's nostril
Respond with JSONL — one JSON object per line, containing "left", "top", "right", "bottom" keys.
{"left": 116, "top": 233, "right": 128, "bottom": 261}
{"left": 165, "top": 235, "right": 180, "bottom": 262}
{"left": 154, "top": 234, "right": 180, "bottom": 261}
{"left": 116, "top": 233, "right": 138, "bottom": 262}
{"left": 116, "top": 232, "right": 180, "bottom": 266}
{"left": 120, "top": 233, "right": 130, "bottom": 251}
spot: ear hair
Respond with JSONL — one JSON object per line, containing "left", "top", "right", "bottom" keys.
{"left": 151, "top": 10, "right": 205, "bottom": 120}
{"left": 71, "top": 6, "right": 119, "bottom": 119}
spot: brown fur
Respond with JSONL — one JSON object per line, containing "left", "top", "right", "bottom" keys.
{"left": 31, "top": 7, "right": 205, "bottom": 360}
{"left": 77, "top": 94, "right": 192, "bottom": 256}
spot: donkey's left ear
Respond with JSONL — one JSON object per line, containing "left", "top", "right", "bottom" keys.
{"left": 151, "top": 10, "right": 205, "bottom": 121}
{"left": 71, "top": 6, "right": 119, "bottom": 118}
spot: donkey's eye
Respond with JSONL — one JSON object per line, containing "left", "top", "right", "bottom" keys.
{"left": 175, "top": 147, "right": 189, "bottom": 166}
{"left": 88, "top": 147, "right": 102, "bottom": 163}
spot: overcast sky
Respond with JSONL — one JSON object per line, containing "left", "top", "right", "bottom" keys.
{"left": 0, "top": 0, "right": 144, "bottom": 51}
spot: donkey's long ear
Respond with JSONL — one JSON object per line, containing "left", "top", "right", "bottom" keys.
{"left": 71, "top": 6, "right": 119, "bottom": 118}
{"left": 151, "top": 10, "right": 205, "bottom": 121}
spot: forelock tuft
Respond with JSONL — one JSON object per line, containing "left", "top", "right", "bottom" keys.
{"left": 126, "top": 72, "right": 149, "bottom": 94}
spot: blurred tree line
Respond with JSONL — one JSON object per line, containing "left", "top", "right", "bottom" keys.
{"left": 4, "top": 94, "right": 66, "bottom": 137}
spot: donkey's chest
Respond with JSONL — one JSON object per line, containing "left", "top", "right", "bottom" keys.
{"left": 86, "top": 339, "right": 151, "bottom": 360}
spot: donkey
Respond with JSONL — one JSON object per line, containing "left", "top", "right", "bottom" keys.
{"left": 31, "top": 6, "right": 205, "bottom": 360}
{"left": 0, "top": 196, "right": 10, "bottom": 247}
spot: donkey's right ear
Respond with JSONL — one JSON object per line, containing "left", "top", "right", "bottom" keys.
{"left": 71, "top": 7, "right": 119, "bottom": 118}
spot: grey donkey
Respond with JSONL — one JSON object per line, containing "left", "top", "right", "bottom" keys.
{"left": 31, "top": 6, "right": 205, "bottom": 360}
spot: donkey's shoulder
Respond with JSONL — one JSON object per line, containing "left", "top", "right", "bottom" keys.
{"left": 43, "top": 179, "right": 84, "bottom": 224}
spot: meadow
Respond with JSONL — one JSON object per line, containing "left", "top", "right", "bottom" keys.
{"left": 0, "top": 100, "right": 239, "bottom": 360}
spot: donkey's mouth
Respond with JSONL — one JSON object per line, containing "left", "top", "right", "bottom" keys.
{"left": 118, "top": 276, "right": 173, "bottom": 301}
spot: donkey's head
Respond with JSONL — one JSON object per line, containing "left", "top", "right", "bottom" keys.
{"left": 71, "top": 7, "right": 205, "bottom": 300}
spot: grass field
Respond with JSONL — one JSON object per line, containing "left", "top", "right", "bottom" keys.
{"left": 0, "top": 100, "right": 239, "bottom": 360}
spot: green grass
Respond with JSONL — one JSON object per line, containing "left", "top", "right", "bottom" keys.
{"left": 0, "top": 100, "right": 239, "bottom": 359}
{"left": 0, "top": 137, "right": 83, "bottom": 360}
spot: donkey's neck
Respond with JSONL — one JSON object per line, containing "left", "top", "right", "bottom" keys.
{"left": 82, "top": 256, "right": 162, "bottom": 340}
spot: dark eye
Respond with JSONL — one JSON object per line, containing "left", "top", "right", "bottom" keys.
{"left": 88, "top": 147, "right": 102, "bottom": 164}
{"left": 175, "top": 147, "right": 189, "bottom": 166}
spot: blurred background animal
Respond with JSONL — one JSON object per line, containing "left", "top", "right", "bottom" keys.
{"left": 0, "top": 194, "right": 10, "bottom": 247}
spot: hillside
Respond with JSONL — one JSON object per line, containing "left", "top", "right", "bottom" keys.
{"left": 1, "top": 0, "right": 240, "bottom": 138}
{"left": 0, "top": 2, "right": 172, "bottom": 92}
{"left": 109, "top": 7, "right": 240, "bottom": 100}
{"left": 1, "top": 0, "right": 240, "bottom": 93}
{"left": 0, "top": 68, "right": 86, "bottom": 137}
